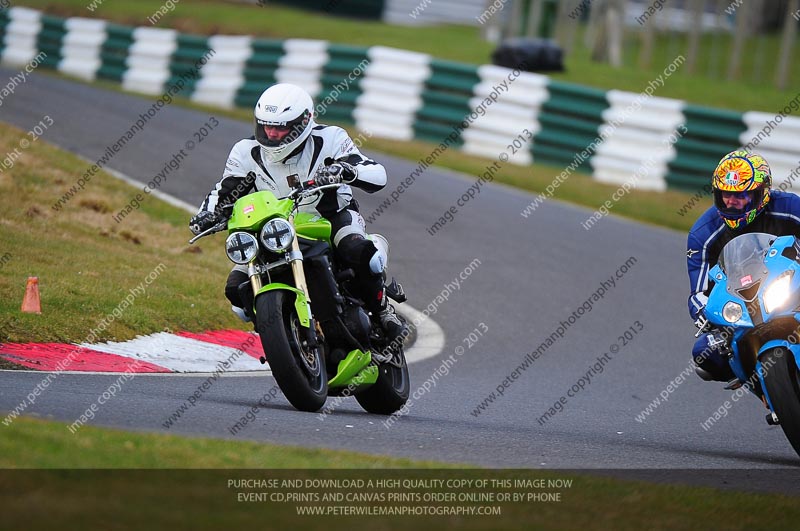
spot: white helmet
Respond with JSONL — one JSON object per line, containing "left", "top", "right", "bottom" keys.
{"left": 254, "top": 83, "right": 316, "bottom": 163}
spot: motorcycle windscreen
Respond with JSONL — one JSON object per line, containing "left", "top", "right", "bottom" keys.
{"left": 720, "top": 232, "right": 774, "bottom": 299}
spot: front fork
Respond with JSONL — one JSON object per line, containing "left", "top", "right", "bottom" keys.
{"left": 249, "top": 212, "right": 319, "bottom": 347}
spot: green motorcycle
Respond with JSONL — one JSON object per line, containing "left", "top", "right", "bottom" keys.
{"left": 189, "top": 181, "right": 409, "bottom": 414}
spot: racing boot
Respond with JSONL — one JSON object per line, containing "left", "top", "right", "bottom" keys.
{"left": 377, "top": 289, "right": 407, "bottom": 344}
{"left": 692, "top": 331, "right": 735, "bottom": 382}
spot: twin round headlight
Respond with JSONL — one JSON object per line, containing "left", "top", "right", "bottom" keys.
{"left": 225, "top": 232, "right": 259, "bottom": 265}
{"left": 260, "top": 219, "right": 295, "bottom": 253}
{"left": 225, "top": 219, "right": 296, "bottom": 265}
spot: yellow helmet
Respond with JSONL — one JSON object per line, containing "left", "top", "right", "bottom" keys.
{"left": 712, "top": 150, "right": 771, "bottom": 229}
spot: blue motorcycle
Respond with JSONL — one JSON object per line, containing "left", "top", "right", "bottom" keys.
{"left": 703, "top": 232, "right": 800, "bottom": 457}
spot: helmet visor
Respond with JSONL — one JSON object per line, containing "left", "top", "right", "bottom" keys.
{"left": 714, "top": 189, "right": 758, "bottom": 219}
{"left": 255, "top": 111, "right": 311, "bottom": 148}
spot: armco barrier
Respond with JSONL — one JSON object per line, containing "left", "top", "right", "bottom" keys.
{"left": 3, "top": 6, "right": 800, "bottom": 197}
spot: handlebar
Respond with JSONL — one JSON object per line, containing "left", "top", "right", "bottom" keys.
{"left": 188, "top": 183, "right": 344, "bottom": 244}
{"left": 290, "top": 182, "right": 344, "bottom": 200}
{"left": 188, "top": 219, "right": 227, "bottom": 244}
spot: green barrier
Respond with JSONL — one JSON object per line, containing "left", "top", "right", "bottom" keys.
{"left": 268, "top": 0, "right": 384, "bottom": 19}
{"left": 413, "top": 59, "right": 479, "bottom": 145}
{"left": 665, "top": 105, "right": 747, "bottom": 192}
{"left": 414, "top": 121, "right": 465, "bottom": 147}
{"left": 532, "top": 81, "right": 609, "bottom": 171}
{"left": 98, "top": 24, "right": 134, "bottom": 82}
{"left": 165, "top": 34, "right": 211, "bottom": 96}
{"left": 7, "top": 7, "right": 769, "bottom": 199}
{"left": 426, "top": 59, "right": 482, "bottom": 94}
{"left": 317, "top": 43, "right": 369, "bottom": 124}
{"left": 0, "top": 10, "right": 9, "bottom": 58}
{"left": 234, "top": 39, "right": 283, "bottom": 108}
{"left": 36, "top": 15, "right": 66, "bottom": 69}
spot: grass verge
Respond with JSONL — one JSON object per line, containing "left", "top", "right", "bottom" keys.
{"left": 2, "top": 416, "right": 800, "bottom": 529}
{"left": 14, "top": 0, "right": 800, "bottom": 113}
{"left": 0, "top": 416, "right": 445, "bottom": 467}
{"left": 0, "top": 120, "right": 243, "bottom": 344}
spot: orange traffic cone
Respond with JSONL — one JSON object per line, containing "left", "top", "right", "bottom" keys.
{"left": 21, "top": 276, "right": 41, "bottom": 314}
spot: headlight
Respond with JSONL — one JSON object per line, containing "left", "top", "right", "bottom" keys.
{"left": 225, "top": 232, "right": 259, "bottom": 264}
{"left": 722, "top": 301, "right": 743, "bottom": 323}
{"left": 260, "top": 218, "right": 295, "bottom": 253}
{"left": 764, "top": 272, "right": 794, "bottom": 313}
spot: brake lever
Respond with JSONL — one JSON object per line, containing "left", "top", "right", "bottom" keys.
{"left": 291, "top": 182, "right": 343, "bottom": 201}
{"left": 188, "top": 220, "right": 227, "bottom": 244}
{"left": 693, "top": 315, "right": 711, "bottom": 337}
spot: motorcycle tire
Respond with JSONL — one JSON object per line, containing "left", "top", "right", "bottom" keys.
{"left": 355, "top": 347, "right": 410, "bottom": 415}
{"left": 761, "top": 347, "right": 800, "bottom": 458}
{"left": 256, "top": 290, "right": 327, "bottom": 412}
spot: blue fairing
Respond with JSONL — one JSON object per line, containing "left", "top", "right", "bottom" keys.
{"left": 706, "top": 235, "right": 800, "bottom": 328}
{"left": 704, "top": 234, "right": 800, "bottom": 410}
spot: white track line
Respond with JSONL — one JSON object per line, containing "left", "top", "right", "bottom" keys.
{"left": 81, "top": 332, "right": 266, "bottom": 373}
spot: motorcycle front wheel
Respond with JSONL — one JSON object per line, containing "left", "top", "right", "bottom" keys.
{"left": 761, "top": 347, "right": 800, "bottom": 457}
{"left": 256, "top": 290, "right": 327, "bottom": 412}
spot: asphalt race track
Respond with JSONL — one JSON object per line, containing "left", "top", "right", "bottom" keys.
{"left": 2, "top": 69, "right": 799, "bottom": 490}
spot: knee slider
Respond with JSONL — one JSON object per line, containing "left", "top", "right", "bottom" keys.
{"left": 367, "top": 234, "right": 389, "bottom": 275}
{"left": 225, "top": 270, "right": 250, "bottom": 307}
{"left": 692, "top": 332, "right": 728, "bottom": 369}
{"left": 337, "top": 234, "right": 380, "bottom": 274}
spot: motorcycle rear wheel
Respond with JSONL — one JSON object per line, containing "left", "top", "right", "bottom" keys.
{"left": 761, "top": 347, "right": 800, "bottom": 458}
{"left": 255, "top": 291, "right": 327, "bottom": 412}
{"left": 355, "top": 347, "right": 410, "bottom": 415}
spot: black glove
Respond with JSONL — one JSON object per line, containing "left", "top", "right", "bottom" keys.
{"left": 189, "top": 211, "right": 217, "bottom": 235}
{"left": 315, "top": 161, "right": 357, "bottom": 186}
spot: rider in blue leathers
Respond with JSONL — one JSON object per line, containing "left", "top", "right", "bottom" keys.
{"left": 688, "top": 150, "right": 800, "bottom": 381}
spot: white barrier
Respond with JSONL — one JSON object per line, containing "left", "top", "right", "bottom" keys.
{"left": 383, "top": 0, "right": 488, "bottom": 26}
{"left": 275, "top": 39, "right": 327, "bottom": 99}
{"left": 59, "top": 17, "right": 106, "bottom": 81}
{"left": 741, "top": 112, "right": 800, "bottom": 191}
{"left": 191, "top": 35, "right": 251, "bottom": 109}
{"left": 591, "top": 90, "right": 685, "bottom": 191}
{"left": 1, "top": 7, "right": 41, "bottom": 66}
{"left": 122, "top": 27, "right": 177, "bottom": 95}
{"left": 462, "top": 65, "right": 547, "bottom": 165}
{"left": 7, "top": 6, "right": 800, "bottom": 201}
{"left": 354, "top": 46, "right": 430, "bottom": 141}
